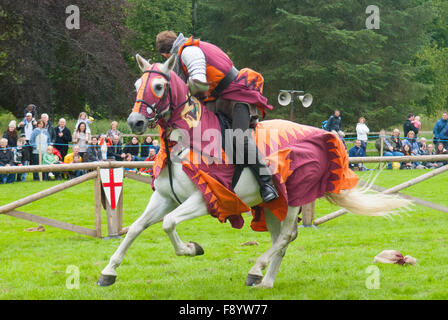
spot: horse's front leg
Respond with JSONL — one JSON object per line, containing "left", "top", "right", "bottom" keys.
{"left": 162, "top": 190, "right": 209, "bottom": 256}
{"left": 98, "top": 191, "right": 175, "bottom": 286}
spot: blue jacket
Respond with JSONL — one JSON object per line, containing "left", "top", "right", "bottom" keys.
{"left": 402, "top": 138, "right": 419, "bottom": 155}
{"left": 433, "top": 118, "right": 448, "bottom": 141}
{"left": 349, "top": 146, "right": 365, "bottom": 157}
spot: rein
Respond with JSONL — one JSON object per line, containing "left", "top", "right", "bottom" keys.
{"left": 137, "top": 68, "right": 192, "bottom": 205}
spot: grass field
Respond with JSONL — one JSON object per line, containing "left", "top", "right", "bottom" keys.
{"left": 0, "top": 168, "right": 447, "bottom": 300}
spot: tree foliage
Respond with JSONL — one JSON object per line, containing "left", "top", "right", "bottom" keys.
{"left": 0, "top": 0, "right": 446, "bottom": 130}
{"left": 196, "top": 0, "right": 437, "bottom": 130}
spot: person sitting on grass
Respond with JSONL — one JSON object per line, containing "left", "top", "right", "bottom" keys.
{"left": 42, "top": 145, "right": 61, "bottom": 180}
{"left": 400, "top": 144, "right": 414, "bottom": 169}
{"left": 417, "top": 137, "right": 428, "bottom": 155}
{"left": 151, "top": 139, "right": 160, "bottom": 154}
{"left": 422, "top": 144, "right": 437, "bottom": 169}
{"left": 123, "top": 153, "right": 138, "bottom": 173}
{"left": 64, "top": 145, "right": 85, "bottom": 178}
{"left": 123, "top": 136, "right": 141, "bottom": 158}
{"left": 14, "top": 137, "right": 31, "bottom": 182}
{"left": 383, "top": 129, "right": 404, "bottom": 169}
{"left": 435, "top": 142, "right": 448, "bottom": 167}
{"left": 87, "top": 136, "right": 103, "bottom": 162}
{"left": 107, "top": 134, "right": 125, "bottom": 161}
{"left": 348, "top": 139, "right": 367, "bottom": 171}
{"left": 0, "top": 138, "right": 15, "bottom": 184}
{"left": 139, "top": 148, "right": 157, "bottom": 176}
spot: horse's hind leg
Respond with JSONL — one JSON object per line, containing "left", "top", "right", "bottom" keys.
{"left": 162, "top": 190, "right": 209, "bottom": 256}
{"left": 98, "top": 191, "right": 175, "bottom": 286}
{"left": 246, "top": 206, "right": 300, "bottom": 288}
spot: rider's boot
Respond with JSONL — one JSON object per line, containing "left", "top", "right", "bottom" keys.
{"left": 232, "top": 103, "right": 279, "bottom": 203}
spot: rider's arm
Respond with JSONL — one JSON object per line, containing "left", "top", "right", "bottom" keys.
{"left": 181, "top": 46, "right": 209, "bottom": 95}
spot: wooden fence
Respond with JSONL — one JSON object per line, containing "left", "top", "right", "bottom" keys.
{"left": 0, "top": 161, "right": 154, "bottom": 238}
{"left": 301, "top": 154, "right": 448, "bottom": 227}
{"left": 1, "top": 155, "right": 448, "bottom": 235}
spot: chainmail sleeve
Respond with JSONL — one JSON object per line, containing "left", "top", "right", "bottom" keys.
{"left": 181, "top": 46, "right": 207, "bottom": 83}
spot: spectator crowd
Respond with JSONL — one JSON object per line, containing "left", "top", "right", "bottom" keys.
{"left": 322, "top": 110, "right": 448, "bottom": 171}
{"left": 0, "top": 104, "right": 160, "bottom": 184}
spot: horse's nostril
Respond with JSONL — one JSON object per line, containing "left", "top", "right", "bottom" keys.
{"left": 135, "top": 120, "right": 144, "bottom": 128}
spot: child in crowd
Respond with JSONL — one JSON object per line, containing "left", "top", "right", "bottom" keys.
{"left": 75, "top": 112, "right": 94, "bottom": 134}
{"left": 412, "top": 115, "right": 421, "bottom": 131}
{"left": 124, "top": 153, "right": 138, "bottom": 172}
{"left": 151, "top": 139, "right": 160, "bottom": 154}
{"left": 140, "top": 136, "right": 153, "bottom": 158}
{"left": 42, "top": 145, "right": 61, "bottom": 180}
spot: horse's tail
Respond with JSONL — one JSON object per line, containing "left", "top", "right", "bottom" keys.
{"left": 324, "top": 187, "right": 412, "bottom": 217}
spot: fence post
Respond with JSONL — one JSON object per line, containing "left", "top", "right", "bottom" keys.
{"left": 94, "top": 167, "right": 102, "bottom": 238}
{"left": 299, "top": 201, "right": 317, "bottom": 228}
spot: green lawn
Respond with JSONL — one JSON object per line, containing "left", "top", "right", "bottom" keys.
{"left": 0, "top": 169, "right": 447, "bottom": 300}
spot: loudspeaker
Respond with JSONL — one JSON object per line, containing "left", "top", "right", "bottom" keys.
{"left": 278, "top": 91, "right": 292, "bottom": 106}
{"left": 298, "top": 93, "right": 313, "bottom": 108}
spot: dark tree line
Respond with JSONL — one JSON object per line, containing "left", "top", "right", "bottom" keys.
{"left": 1, "top": 0, "right": 446, "bottom": 130}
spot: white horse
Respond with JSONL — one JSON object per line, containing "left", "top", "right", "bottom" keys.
{"left": 98, "top": 54, "right": 410, "bottom": 288}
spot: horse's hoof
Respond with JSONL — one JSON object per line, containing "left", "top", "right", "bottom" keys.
{"left": 189, "top": 241, "right": 204, "bottom": 256}
{"left": 245, "top": 274, "right": 263, "bottom": 286}
{"left": 97, "top": 274, "right": 117, "bottom": 287}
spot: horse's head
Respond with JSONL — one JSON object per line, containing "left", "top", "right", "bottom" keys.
{"left": 127, "top": 54, "right": 183, "bottom": 134}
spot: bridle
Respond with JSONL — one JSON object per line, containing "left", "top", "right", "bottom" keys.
{"left": 135, "top": 68, "right": 190, "bottom": 127}
{"left": 134, "top": 67, "right": 192, "bottom": 205}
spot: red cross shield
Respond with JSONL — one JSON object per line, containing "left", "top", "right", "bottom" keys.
{"left": 100, "top": 168, "right": 123, "bottom": 209}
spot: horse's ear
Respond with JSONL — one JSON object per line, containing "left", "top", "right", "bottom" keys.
{"left": 160, "top": 54, "right": 177, "bottom": 76}
{"left": 136, "top": 54, "right": 150, "bottom": 72}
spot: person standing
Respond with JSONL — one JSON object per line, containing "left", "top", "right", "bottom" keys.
{"left": 72, "top": 122, "right": 91, "bottom": 162}
{"left": 356, "top": 117, "right": 369, "bottom": 153}
{"left": 433, "top": 111, "right": 448, "bottom": 148}
{"left": 106, "top": 121, "right": 121, "bottom": 139}
{"left": 326, "top": 110, "right": 342, "bottom": 133}
{"left": 53, "top": 118, "right": 72, "bottom": 160}
{"left": 30, "top": 120, "right": 51, "bottom": 181}
{"left": 3, "top": 120, "right": 18, "bottom": 148}
{"left": 403, "top": 113, "right": 419, "bottom": 138}
{"left": 40, "top": 113, "right": 55, "bottom": 144}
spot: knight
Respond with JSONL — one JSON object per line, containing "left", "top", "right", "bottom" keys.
{"left": 155, "top": 31, "right": 279, "bottom": 203}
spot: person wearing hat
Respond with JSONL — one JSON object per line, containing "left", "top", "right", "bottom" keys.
{"left": 3, "top": 120, "right": 18, "bottom": 148}
{"left": 18, "top": 112, "right": 37, "bottom": 142}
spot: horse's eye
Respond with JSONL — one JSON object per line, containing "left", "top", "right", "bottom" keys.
{"left": 151, "top": 78, "right": 166, "bottom": 98}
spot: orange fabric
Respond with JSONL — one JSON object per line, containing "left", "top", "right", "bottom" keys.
{"left": 178, "top": 36, "right": 226, "bottom": 100}
{"left": 237, "top": 68, "right": 265, "bottom": 93}
{"left": 325, "top": 133, "right": 359, "bottom": 193}
{"left": 153, "top": 126, "right": 167, "bottom": 176}
{"left": 132, "top": 70, "right": 151, "bottom": 113}
{"left": 195, "top": 169, "right": 251, "bottom": 222}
